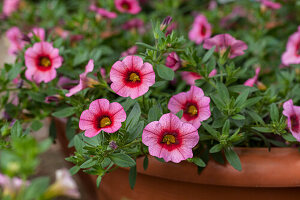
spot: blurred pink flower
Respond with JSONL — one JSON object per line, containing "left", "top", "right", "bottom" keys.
{"left": 89, "top": 4, "right": 117, "bottom": 19}
{"left": 0, "top": 173, "right": 29, "bottom": 197}
{"left": 28, "top": 27, "right": 46, "bottom": 41}
{"left": 122, "top": 18, "right": 145, "bottom": 34}
{"left": 281, "top": 26, "right": 300, "bottom": 66}
{"left": 165, "top": 22, "right": 177, "bottom": 36}
{"left": 121, "top": 45, "right": 138, "bottom": 57}
{"left": 168, "top": 86, "right": 211, "bottom": 129}
{"left": 58, "top": 77, "right": 78, "bottom": 90}
{"left": 203, "top": 33, "right": 248, "bottom": 59}
{"left": 259, "top": 0, "right": 281, "bottom": 10}
{"left": 181, "top": 69, "right": 217, "bottom": 85}
{"left": 142, "top": 113, "right": 199, "bottom": 163}
{"left": 25, "top": 42, "right": 63, "bottom": 83}
{"left": 283, "top": 100, "right": 300, "bottom": 141}
{"left": 189, "top": 14, "right": 212, "bottom": 45}
{"left": 244, "top": 67, "right": 261, "bottom": 87}
{"left": 2, "top": 0, "right": 19, "bottom": 17}
{"left": 110, "top": 56, "right": 155, "bottom": 99}
{"left": 115, "top": 0, "right": 141, "bottom": 14}
{"left": 220, "top": 6, "right": 247, "bottom": 29}
{"left": 165, "top": 52, "right": 181, "bottom": 71}
{"left": 79, "top": 99, "right": 126, "bottom": 137}
{"left": 6, "top": 27, "right": 25, "bottom": 55}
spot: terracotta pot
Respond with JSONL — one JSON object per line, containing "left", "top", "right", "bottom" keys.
{"left": 54, "top": 118, "right": 300, "bottom": 200}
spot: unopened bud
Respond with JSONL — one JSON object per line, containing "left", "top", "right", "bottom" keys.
{"left": 160, "top": 16, "right": 172, "bottom": 31}
{"left": 109, "top": 141, "right": 118, "bottom": 150}
{"left": 257, "top": 81, "right": 267, "bottom": 91}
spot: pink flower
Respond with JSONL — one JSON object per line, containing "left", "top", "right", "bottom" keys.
{"left": 244, "top": 67, "right": 261, "bottom": 87}
{"left": 66, "top": 60, "right": 99, "bottom": 97}
{"left": 142, "top": 113, "right": 199, "bottom": 163}
{"left": 28, "top": 27, "right": 45, "bottom": 41}
{"left": 110, "top": 56, "right": 155, "bottom": 99}
{"left": 281, "top": 27, "right": 300, "bottom": 66}
{"left": 121, "top": 45, "right": 138, "bottom": 57}
{"left": 89, "top": 4, "right": 117, "bottom": 19}
{"left": 0, "top": 173, "right": 29, "bottom": 197}
{"left": 181, "top": 69, "right": 217, "bottom": 85}
{"left": 168, "top": 86, "right": 211, "bottom": 129}
{"left": 79, "top": 99, "right": 126, "bottom": 137}
{"left": 283, "top": 100, "right": 300, "bottom": 141}
{"left": 6, "top": 27, "right": 25, "bottom": 54}
{"left": 25, "top": 42, "right": 63, "bottom": 83}
{"left": 122, "top": 18, "right": 145, "bottom": 34}
{"left": 165, "top": 52, "right": 181, "bottom": 71}
{"left": 259, "top": 0, "right": 281, "bottom": 10}
{"left": 189, "top": 14, "right": 212, "bottom": 44}
{"left": 2, "top": 0, "right": 19, "bottom": 17}
{"left": 115, "top": 0, "right": 141, "bottom": 14}
{"left": 58, "top": 77, "right": 78, "bottom": 90}
{"left": 203, "top": 34, "right": 248, "bottom": 59}
{"left": 165, "top": 22, "right": 177, "bottom": 36}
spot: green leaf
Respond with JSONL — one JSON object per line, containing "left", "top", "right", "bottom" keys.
{"left": 154, "top": 157, "right": 165, "bottom": 162}
{"left": 27, "top": 91, "right": 45, "bottom": 103}
{"left": 157, "top": 64, "right": 175, "bottom": 81}
{"left": 222, "top": 119, "right": 230, "bottom": 135}
{"left": 143, "top": 156, "right": 149, "bottom": 170}
{"left": 74, "top": 135, "right": 85, "bottom": 154}
{"left": 39, "top": 138, "right": 52, "bottom": 153}
{"left": 11, "top": 120, "right": 22, "bottom": 139}
{"left": 69, "top": 165, "right": 81, "bottom": 175}
{"left": 202, "top": 46, "right": 216, "bottom": 63}
{"left": 282, "top": 133, "right": 297, "bottom": 142}
{"left": 192, "top": 157, "right": 206, "bottom": 167}
{"left": 209, "top": 144, "right": 223, "bottom": 153}
{"left": 232, "top": 114, "right": 245, "bottom": 120}
{"left": 80, "top": 159, "right": 97, "bottom": 169}
{"left": 129, "top": 166, "right": 137, "bottom": 189}
{"left": 216, "top": 82, "right": 230, "bottom": 103}
{"left": 8, "top": 63, "right": 22, "bottom": 81}
{"left": 148, "top": 104, "right": 162, "bottom": 122}
{"left": 49, "top": 119, "right": 57, "bottom": 141}
{"left": 96, "top": 176, "right": 102, "bottom": 188}
{"left": 52, "top": 107, "right": 76, "bottom": 118}
{"left": 224, "top": 148, "right": 242, "bottom": 171}
{"left": 126, "top": 103, "right": 141, "bottom": 129}
{"left": 109, "top": 153, "right": 136, "bottom": 168}
{"left": 234, "top": 89, "right": 249, "bottom": 108}
{"left": 270, "top": 103, "right": 279, "bottom": 122}
{"left": 251, "top": 127, "right": 273, "bottom": 133}
{"left": 31, "top": 120, "right": 43, "bottom": 131}
{"left": 135, "top": 42, "right": 158, "bottom": 51}
{"left": 24, "top": 177, "right": 50, "bottom": 200}
{"left": 243, "top": 97, "right": 262, "bottom": 108}
{"left": 127, "top": 121, "right": 144, "bottom": 142}
{"left": 247, "top": 110, "right": 265, "bottom": 125}
{"left": 202, "top": 122, "right": 220, "bottom": 139}
{"left": 210, "top": 94, "right": 225, "bottom": 110}
{"left": 175, "top": 110, "right": 183, "bottom": 118}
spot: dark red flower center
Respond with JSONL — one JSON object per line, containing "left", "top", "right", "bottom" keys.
{"left": 296, "top": 42, "right": 300, "bottom": 56}
{"left": 121, "top": 2, "right": 131, "bottom": 10}
{"left": 200, "top": 25, "right": 206, "bottom": 36}
{"left": 96, "top": 116, "right": 112, "bottom": 129}
{"left": 291, "top": 114, "right": 300, "bottom": 133}
{"left": 124, "top": 71, "right": 142, "bottom": 88}
{"left": 162, "top": 134, "right": 176, "bottom": 145}
{"left": 39, "top": 56, "right": 51, "bottom": 68}
{"left": 159, "top": 131, "right": 182, "bottom": 151}
{"left": 184, "top": 102, "right": 199, "bottom": 118}
{"left": 128, "top": 72, "right": 140, "bottom": 82}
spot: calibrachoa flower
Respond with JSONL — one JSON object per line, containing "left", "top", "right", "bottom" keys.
{"left": 25, "top": 42, "right": 63, "bottom": 83}
{"left": 283, "top": 100, "right": 300, "bottom": 141}
{"left": 79, "top": 99, "right": 126, "bottom": 137}
{"left": 142, "top": 113, "right": 199, "bottom": 163}
{"left": 259, "top": 0, "right": 281, "bottom": 10}
{"left": 181, "top": 69, "right": 217, "bottom": 85}
{"left": 115, "top": 0, "right": 141, "bottom": 14}
{"left": 6, "top": 27, "right": 25, "bottom": 55}
{"left": 2, "top": 0, "right": 19, "bottom": 17}
{"left": 203, "top": 33, "right": 248, "bottom": 59}
{"left": 110, "top": 55, "right": 155, "bottom": 99}
{"left": 45, "top": 169, "right": 80, "bottom": 199}
{"left": 0, "top": 173, "right": 29, "bottom": 197}
{"left": 189, "top": 14, "right": 212, "bottom": 44}
{"left": 28, "top": 27, "right": 45, "bottom": 41}
{"left": 122, "top": 18, "right": 145, "bottom": 34}
{"left": 168, "top": 86, "right": 211, "bottom": 129}
{"left": 244, "top": 67, "right": 261, "bottom": 87}
{"left": 281, "top": 26, "right": 300, "bottom": 66}
{"left": 165, "top": 52, "right": 181, "bottom": 71}
{"left": 66, "top": 59, "right": 99, "bottom": 97}
{"left": 89, "top": 4, "right": 117, "bottom": 19}
{"left": 121, "top": 45, "right": 138, "bottom": 57}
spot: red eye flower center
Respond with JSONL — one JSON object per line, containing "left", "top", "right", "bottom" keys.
{"left": 39, "top": 57, "right": 51, "bottom": 67}
{"left": 200, "top": 25, "right": 206, "bottom": 36}
{"left": 100, "top": 116, "right": 111, "bottom": 128}
{"left": 291, "top": 114, "right": 300, "bottom": 132}
{"left": 129, "top": 72, "right": 140, "bottom": 82}
{"left": 187, "top": 105, "right": 198, "bottom": 116}
{"left": 296, "top": 43, "right": 300, "bottom": 56}
{"left": 162, "top": 134, "right": 176, "bottom": 145}
{"left": 121, "top": 2, "right": 130, "bottom": 10}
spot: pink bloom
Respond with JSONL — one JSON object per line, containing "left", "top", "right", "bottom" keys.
{"left": 0, "top": 173, "right": 29, "bottom": 197}
{"left": 203, "top": 34, "right": 248, "bottom": 59}
{"left": 110, "top": 56, "right": 155, "bottom": 99}
{"left": 54, "top": 27, "right": 69, "bottom": 39}
{"left": 58, "top": 77, "right": 78, "bottom": 90}
{"left": 79, "top": 99, "right": 126, "bottom": 137}
{"left": 28, "top": 27, "right": 45, "bottom": 41}
{"left": 259, "top": 0, "right": 281, "bottom": 10}
{"left": 165, "top": 52, "right": 181, "bottom": 71}
{"left": 168, "top": 86, "right": 211, "bottom": 129}
{"left": 122, "top": 18, "right": 145, "bottom": 34}
{"left": 283, "top": 100, "right": 300, "bottom": 141}
{"left": 181, "top": 69, "right": 217, "bottom": 85}
{"left": 165, "top": 22, "right": 177, "bottom": 36}
{"left": 25, "top": 42, "right": 63, "bottom": 83}
{"left": 2, "top": 0, "right": 19, "bottom": 17}
{"left": 281, "top": 27, "right": 300, "bottom": 66}
{"left": 66, "top": 60, "right": 98, "bottom": 97}
{"left": 89, "top": 4, "right": 117, "bottom": 19}
{"left": 121, "top": 45, "right": 138, "bottom": 57}
{"left": 189, "top": 14, "right": 212, "bottom": 45}
{"left": 6, "top": 27, "right": 25, "bottom": 54}
{"left": 244, "top": 67, "right": 261, "bottom": 87}
{"left": 115, "top": 0, "right": 141, "bottom": 14}
{"left": 220, "top": 6, "right": 247, "bottom": 29}
{"left": 142, "top": 113, "right": 199, "bottom": 163}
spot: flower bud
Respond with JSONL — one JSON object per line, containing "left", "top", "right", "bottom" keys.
{"left": 160, "top": 16, "right": 172, "bottom": 31}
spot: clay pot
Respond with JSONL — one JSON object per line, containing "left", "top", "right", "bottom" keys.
{"left": 54, "top": 118, "right": 300, "bottom": 200}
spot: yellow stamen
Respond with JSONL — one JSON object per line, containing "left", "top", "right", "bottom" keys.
{"left": 187, "top": 105, "right": 198, "bottom": 116}
{"left": 100, "top": 117, "right": 111, "bottom": 128}
{"left": 129, "top": 73, "right": 140, "bottom": 82}
{"left": 162, "top": 134, "right": 176, "bottom": 145}
{"left": 40, "top": 57, "right": 51, "bottom": 67}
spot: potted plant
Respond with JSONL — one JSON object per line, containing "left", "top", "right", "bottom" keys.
{"left": 0, "top": 0, "right": 300, "bottom": 199}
